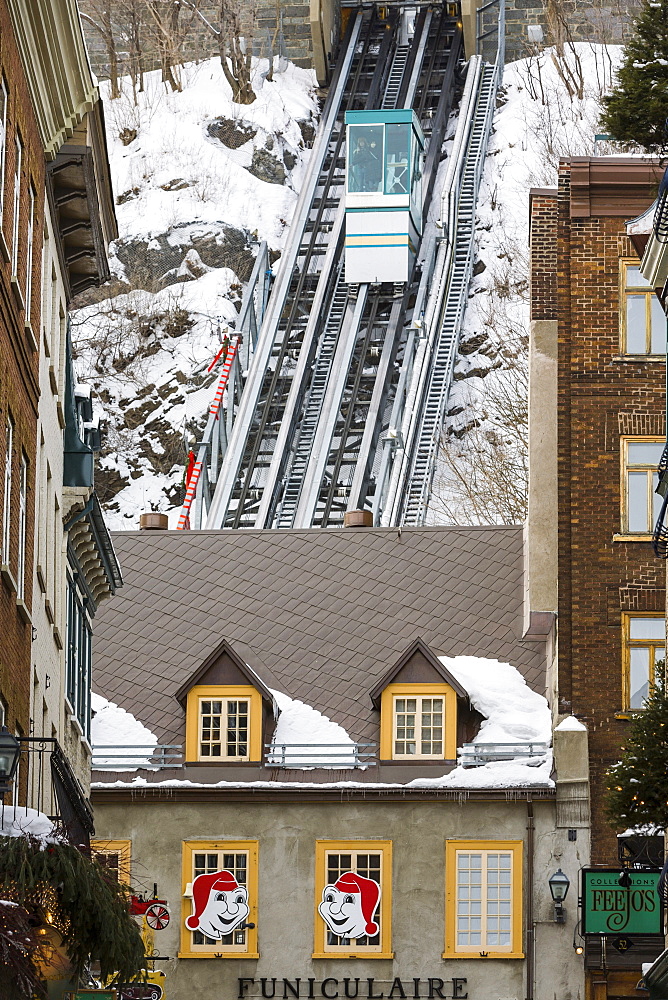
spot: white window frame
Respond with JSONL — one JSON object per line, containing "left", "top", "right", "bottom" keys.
{"left": 11, "top": 132, "right": 21, "bottom": 276}
{"left": 0, "top": 77, "right": 7, "bottom": 218}
{"left": 621, "top": 437, "right": 664, "bottom": 535}
{"left": 392, "top": 693, "right": 446, "bottom": 759}
{"left": 2, "top": 416, "right": 13, "bottom": 566}
{"left": 25, "top": 183, "right": 34, "bottom": 320}
{"left": 452, "top": 847, "right": 516, "bottom": 955}
{"left": 17, "top": 453, "right": 27, "bottom": 599}
{"left": 198, "top": 695, "right": 250, "bottom": 761}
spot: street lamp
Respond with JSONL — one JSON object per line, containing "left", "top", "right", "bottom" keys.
{"left": 548, "top": 868, "right": 570, "bottom": 924}
{"left": 0, "top": 727, "right": 21, "bottom": 795}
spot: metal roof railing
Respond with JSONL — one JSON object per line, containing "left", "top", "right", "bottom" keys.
{"left": 265, "top": 743, "right": 377, "bottom": 768}
{"left": 459, "top": 742, "right": 549, "bottom": 768}
{"left": 92, "top": 745, "right": 183, "bottom": 770}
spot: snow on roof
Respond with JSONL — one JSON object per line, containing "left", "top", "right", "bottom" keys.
{"left": 0, "top": 806, "right": 62, "bottom": 846}
{"left": 443, "top": 655, "right": 551, "bottom": 745}
{"left": 270, "top": 689, "right": 357, "bottom": 767}
{"left": 618, "top": 824, "right": 664, "bottom": 838}
{"left": 91, "top": 691, "right": 157, "bottom": 769}
{"left": 555, "top": 715, "right": 587, "bottom": 731}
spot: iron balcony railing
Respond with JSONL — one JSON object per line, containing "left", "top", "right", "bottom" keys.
{"left": 91, "top": 745, "right": 183, "bottom": 770}
{"left": 265, "top": 743, "right": 377, "bottom": 768}
{"left": 653, "top": 166, "right": 668, "bottom": 243}
{"left": 459, "top": 741, "right": 549, "bottom": 768}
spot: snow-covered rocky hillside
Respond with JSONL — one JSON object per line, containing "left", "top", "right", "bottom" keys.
{"left": 73, "top": 43, "right": 624, "bottom": 529}
{"left": 71, "top": 57, "right": 319, "bottom": 528}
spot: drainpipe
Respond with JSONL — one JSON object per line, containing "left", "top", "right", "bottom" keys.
{"left": 526, "top": 797, "right": 535, "bottom": 1000}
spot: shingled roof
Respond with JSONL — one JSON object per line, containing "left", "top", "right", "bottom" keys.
{"left": 92, "top": 525, "right": 546, "bottom": 748}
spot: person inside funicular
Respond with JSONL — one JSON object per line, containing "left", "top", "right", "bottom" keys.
{"left": 350, "top": 128, "right": 383, "bottom": 193}
{"left": 318, "top": 871, "right": 381, "bottom": 943}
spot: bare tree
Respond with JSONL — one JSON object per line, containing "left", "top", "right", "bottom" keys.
{"left": 430, "top": 336, "right": 529, "bottom": 526}
{"left": 80, "top": 0, "right": 121, "bottom": 98}
{"left": 182, "top": 0, "right": 257, "bottom": 104}
{"left": 117, "top": 0, "right": 146, "bottom": 101}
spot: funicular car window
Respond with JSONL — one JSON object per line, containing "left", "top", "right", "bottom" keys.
{"left": 348, "top": 125, "right": 384, "bottom": 193}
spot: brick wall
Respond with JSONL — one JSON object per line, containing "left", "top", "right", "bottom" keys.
{"left": 0, "top": 0, "right": 44, "bottom": 774}
{"left": 530, "top": 159, "right": 666, "bottom": 865}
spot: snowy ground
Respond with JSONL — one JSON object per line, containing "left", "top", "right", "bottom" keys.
{"left": 72, "top": 57, "right": 319, "bottom": 528}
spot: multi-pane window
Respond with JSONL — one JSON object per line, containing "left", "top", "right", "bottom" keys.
{"left": 192, "top": 851, "right": 249, "bottom": 948}
{"left": 2, "top": 416, "right": 13, "bottom": 566}
{"left": 91, "top": 840, "right": 131, "bottom": 884}
{"left": 181, "top": 841, "right": 258, "bottom": 957}
{"left": 623, "top": 614, "right": 666, "bottom": 709}
{"left": 25, "top": 183, "right": 35, "bottom": 320}
{"left": 66, "top": 572, "right": 92, "bottom": 739}
{"left": 621, "top": 263, "right": 665, "bottom": 355}
{"left": 16, "top": 454, "right": 26, "bottom": 599}
{"left": 393, "top": 695, "right": 445, "bottom": 757}
{"left": 11, "top": 133, "right": 21, "bottom": 276}
{"left": 315, "top": 840, "right": 391, "bottom": 957}
{"left": 445, "top": 841, "right": 522, "bottom": 958}
{"left": 0, "top": 77, "right": 7, "bottom": 217}
{"left": 622, "top": 438, "right": 663, "bottom": 534}
{"left": 199, "top": 697, "right": 249, "bottom": 760}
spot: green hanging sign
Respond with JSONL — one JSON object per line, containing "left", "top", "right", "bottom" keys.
{"left": 582, "top": 869, "right": 663, "bottom": 935}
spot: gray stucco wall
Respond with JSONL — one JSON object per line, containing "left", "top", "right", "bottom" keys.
{"left": 93, "top": 794, "right": 586, "bottom": 1000}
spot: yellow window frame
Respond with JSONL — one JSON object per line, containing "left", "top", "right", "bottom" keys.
{"left": 380, "top": 683, "right": 457, "bottom": 760}
{"left": 180, "top": 839, "right": 259, "bottom": 959}
{"left": 185, "top": 684, "right": 262, "bottom": 762}
{"left": 90, "top": 838, "right": 132, "bottom": 885}
{"left": 619, "top": 259, "right": 662, "bottom": 356}
{"left": 621, "top": 612, "right": 666, "bottom": 710}
{"left": 620, "top": 436, "right": 663, "bottom": 537}
{"left": 313, "top": 840, "right": 393, "bottom": 959}
{"left": 444, "top": 839, "right": 523, "bottom": 959}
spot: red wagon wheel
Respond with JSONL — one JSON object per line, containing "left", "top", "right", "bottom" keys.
{"left": 145, "top": 903, "right": 170, "bottom": 930}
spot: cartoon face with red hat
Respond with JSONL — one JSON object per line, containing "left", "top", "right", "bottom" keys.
{"left": 185, "top": 870, "right": 249, "bottom": 939}
{"left": 318, "top": 871, "right": 380, "bottom": 940}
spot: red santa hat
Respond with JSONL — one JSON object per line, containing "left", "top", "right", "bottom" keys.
{"left": 185, "top": 870, "right": 240, "bottom": 931}
{"left": 334, "top": 872, "right": 380, "bottom": 936}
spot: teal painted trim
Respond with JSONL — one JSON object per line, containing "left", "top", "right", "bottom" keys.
{"left": 346, "top": 232, "right": 409, "bottom": 238}
{"left": 346, "top": 206, "right": 408, "bottom": 213}
{"left": 346, "top": 109, "right": 417, "bottom": 125}
{"left": 346, "top": 243, "right": 409, "bottom": 249}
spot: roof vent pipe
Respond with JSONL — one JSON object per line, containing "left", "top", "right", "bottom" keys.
{"left": 139, "top": 513, "right": 169, "bottom": 530}
{"left": 343, "top": 509, "right": 373, "bottom": 528}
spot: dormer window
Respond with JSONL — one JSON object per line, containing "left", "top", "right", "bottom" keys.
{"left": 393, "top": 691, "right": 445, "bottom": 758}
{"left": 382, "top": 683, "right": 456, "bottom": 760}
{"left": 370, "top": 639, "right": 468, "bottom": 763}
{"left": 176, "top": 640, "right": 278, "bottom": 765}
{"left": 199, "top": 694, "right": 250, "bottom": 760}
{"left": 186, "top": 686, "right": 261, "bottom": 762}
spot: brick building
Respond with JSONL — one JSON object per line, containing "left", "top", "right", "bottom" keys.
{"left": 528, "top": 157, "right": 666, "bottom": 998}
{"left": 0, "top": 0, "right": 45, "bottom": 769}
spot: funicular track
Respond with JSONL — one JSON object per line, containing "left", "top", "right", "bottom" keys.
{"left": 204, "top": 4, "right": 464, "bottom": 529}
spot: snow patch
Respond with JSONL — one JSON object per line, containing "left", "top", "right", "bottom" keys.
{"left": 269, "top": 689, "right": 357, "bottom": 767}
{"left": 555, "top": 715, "right": 587, "bottom": 731}
{"left": 0, "top": 806, "right": 60, "bottom": 845}
{"left": 91, "top": 691, "right": 157, "bottom": 768}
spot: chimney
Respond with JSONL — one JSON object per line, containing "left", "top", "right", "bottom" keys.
{"left": 139, "top": 512, "right": 169, "bottom": 530}
{"left": 343, "top": 509, "right": 373, "bottom": 528}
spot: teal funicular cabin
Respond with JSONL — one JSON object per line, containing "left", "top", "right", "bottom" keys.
{"left": 344, "top": 109, "right": 425, "bottom": 284}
